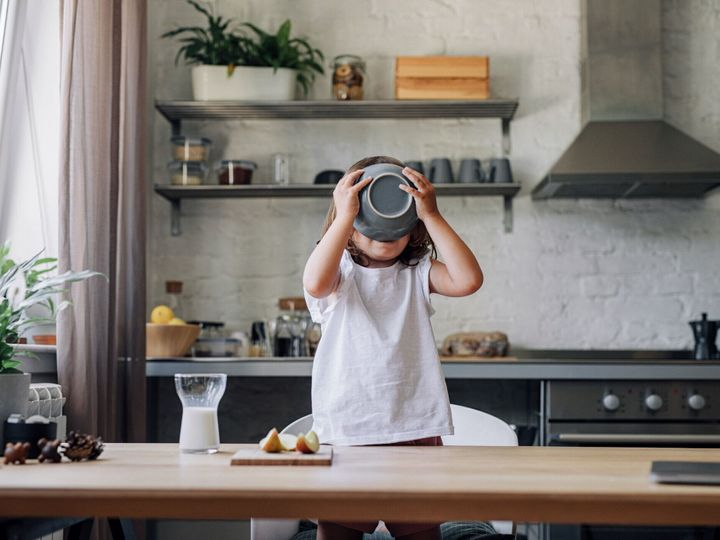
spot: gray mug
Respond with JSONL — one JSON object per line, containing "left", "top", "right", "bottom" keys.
{"left": 489, "top": 158, "right": 513, "bottom": 183}
{"left": 458, "top": 158, "right": 485, "bottom": 183}
{"left": 404, "top": 161, "right": 425, "bottom": 175}
{"left": 428, "top": 158, "right": 454, "bottom": 183}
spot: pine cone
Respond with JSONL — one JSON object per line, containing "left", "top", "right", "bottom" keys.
{"left": 61, "top": 431, "right": 104, "bottom": 462}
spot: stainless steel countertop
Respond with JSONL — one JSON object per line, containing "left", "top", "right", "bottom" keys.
{"left": 146, "top": 350, "right": 720, "bottom": 380}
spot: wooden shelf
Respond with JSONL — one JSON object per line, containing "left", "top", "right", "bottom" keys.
{"left": 155, "top": 183, "right": 521, "bottom": 236}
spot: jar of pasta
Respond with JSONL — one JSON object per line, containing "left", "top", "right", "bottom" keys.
{"left": 331, "top": 54, "right": 365, "bottom": 101}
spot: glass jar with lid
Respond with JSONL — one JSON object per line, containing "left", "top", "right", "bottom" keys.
{"left": 331, "top": 54, "right": 365, "bottom": 101}
{"left": 215, "top": 160, "right": 257, "bottom": 185}
{"left": 274, "top": 297, "right": 310, "bottom": 357}
{"left": 171, "top": 136, "right": 212, "bottom": 162}
{"left": 168, "top": 161, "right": 207, "bottom": 185}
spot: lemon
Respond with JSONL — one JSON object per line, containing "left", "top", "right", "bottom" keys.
{"left": 168, "top": 317, "right": 186, "bottom": 325}
{"left": 151, "top": 305, "right": 174, "bottom": 324}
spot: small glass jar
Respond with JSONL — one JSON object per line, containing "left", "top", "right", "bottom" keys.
{"left": 331, "top": 54, "right": 365, "bottom": 101}
{"left": 171, "top": 136, "right": 212, "bottom": 162}
{"left": 168, "top": 161, "right": 207, "bottom": 185}
{"left": 215, "top": 160, "right": 257, "bottom": 185}
{"left": 274, "top": 297, "right": 309, "bottom": 357}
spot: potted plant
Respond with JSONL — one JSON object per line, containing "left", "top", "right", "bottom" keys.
{"left": 163, "top": 0, "right": 324, "bottom": 101}
{"left": 0, "top": 245, "right": 102, "bottom": 445}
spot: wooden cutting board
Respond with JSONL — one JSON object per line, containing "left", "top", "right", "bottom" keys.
{"left": 230, "top": 446, "right": 333, "bottom": 466}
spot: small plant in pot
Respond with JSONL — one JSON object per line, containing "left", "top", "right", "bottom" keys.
{"left": 0, "top": 245, "right": 102, "bottom": 447}
{"left": 163, "top": 0, "right": 324, "bottom": 101}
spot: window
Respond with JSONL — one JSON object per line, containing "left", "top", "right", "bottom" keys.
{"left": 0, "top": 0, "right": 59, "bottom": 261}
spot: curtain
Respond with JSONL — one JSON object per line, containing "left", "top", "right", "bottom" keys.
{"left": 57, "top": 0, "right": 146, "bottom": 443}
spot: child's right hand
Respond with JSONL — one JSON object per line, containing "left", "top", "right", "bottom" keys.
{"left": 333, "top": 169, "right": 373, "bottom": 222}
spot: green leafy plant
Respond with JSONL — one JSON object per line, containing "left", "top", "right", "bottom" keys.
{"left": 237, "top": 20, "right": 324, "bottom": 96}
{"left": 0, "top": 244, "right": 103, "bottom": 373}
{"left": 162, "top": 0, "right": 324, "bottom": 95}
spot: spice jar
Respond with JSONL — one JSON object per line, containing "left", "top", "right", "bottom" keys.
{"left": 331, "top": 54, "right": 365, "bottom": 101}
{"left": 168, "top": 161, "right": 207, "bottom": 185}
{"left": 171, "top": 136, "right": 212, "bottom": 162}
{"left": 215, "top": 160, "right": 257, "bottom": 185}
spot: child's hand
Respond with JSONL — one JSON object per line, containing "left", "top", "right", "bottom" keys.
{"left": 399, "top": 167, "right": 440, "bottom": 221}
{"left": 333, "top": 169, "right": 372, "bottom": 222}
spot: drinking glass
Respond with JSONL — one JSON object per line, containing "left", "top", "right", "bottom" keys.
{"left": 174, "top": 373, "right": 227, "bottom": 454}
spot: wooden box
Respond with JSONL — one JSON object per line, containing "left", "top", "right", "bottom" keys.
{"left": 395, "top": 56, "right": 489, "bottom": 100}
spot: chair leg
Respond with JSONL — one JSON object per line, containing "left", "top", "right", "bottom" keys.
{"left": 66, "top": 518, "right": 94, "bottom": 540}
{"left": 107, "top": 518, "right": 137, "bottom": 540}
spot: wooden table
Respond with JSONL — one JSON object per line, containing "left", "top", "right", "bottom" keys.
{"left": 1, "top": 444, "right": 720, "bottom": 526}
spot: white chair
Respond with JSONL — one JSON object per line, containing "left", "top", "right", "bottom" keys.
{"left": 251, "top": 404, "right": 519, "bottom": 540}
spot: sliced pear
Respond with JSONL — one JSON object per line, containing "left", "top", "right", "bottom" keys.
{"left": 259, "top": 428, "right": 283, "bottom": 453}
{"left": 279, "top": 433, "right": 298, "bottom": 452}
{"left": 296, "top": 430, "right": 320, "bottom": 454}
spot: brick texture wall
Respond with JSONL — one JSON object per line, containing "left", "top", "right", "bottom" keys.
{"left": 148, "top": 0, "right": 719, "bottom": 349}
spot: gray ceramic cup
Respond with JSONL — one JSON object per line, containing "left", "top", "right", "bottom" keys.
{"left": 458, "top": 158, "right": 485, "bottom": 183}
{"left": 489, "top": 158, "right": 513, "bottom": 183}
{"left": 404, "top": 161, "right": 425, "bottom": 175}
{"left": 428, "top": 158, "right": 454, "bottom": 183}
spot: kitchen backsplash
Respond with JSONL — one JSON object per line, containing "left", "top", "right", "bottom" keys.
{"left": 148, "top": 0, "right": 720, "bottom": 349}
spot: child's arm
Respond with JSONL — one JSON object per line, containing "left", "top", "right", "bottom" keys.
{"left": 303, "top": 169, "right": 372, "bottom": 298}
{"left": 400, "top": 167, "right": 484, "bottom": 297}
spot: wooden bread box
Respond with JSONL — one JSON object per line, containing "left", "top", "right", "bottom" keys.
{"left": 395, "top": 56, "right": 489, "bottom": 100}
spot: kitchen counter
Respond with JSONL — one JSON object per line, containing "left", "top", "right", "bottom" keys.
{"left": 146, "top": 350, "right": 720, "bottom": 380}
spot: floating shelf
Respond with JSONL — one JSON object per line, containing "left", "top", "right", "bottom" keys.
{"left": 155, "top": 99, "right": 518, "bottom": 154}
{"left": 155, "top": 183, "right": 521, "bottom": 236}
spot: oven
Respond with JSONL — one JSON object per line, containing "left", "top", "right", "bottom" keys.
{"left": 542, "top": 380, "right": 720, "bottom": 540}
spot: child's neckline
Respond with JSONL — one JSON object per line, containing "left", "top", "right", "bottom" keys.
{"left": 351, "top": 258, "right": 402, "bottom": 273}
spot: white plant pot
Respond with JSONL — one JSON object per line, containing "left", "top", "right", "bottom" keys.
{"left": 191, "top": 65, "right": 297, "bottom": 101}
{"left": 0, "top": 371, "right": 31, "bottom": 450}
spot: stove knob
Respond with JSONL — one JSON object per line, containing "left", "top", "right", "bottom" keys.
{"left": 602, "top": 393, "right": 621, "bottom": 411}
{"left": 645, "top": 394, "right": 663, "bottom": 411}
{"left": 688, "top": 394, "right": 706, "bottom": 411}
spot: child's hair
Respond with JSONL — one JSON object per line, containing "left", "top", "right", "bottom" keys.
{"left": 320, "top": 155, "right": 436, "bottom": 267}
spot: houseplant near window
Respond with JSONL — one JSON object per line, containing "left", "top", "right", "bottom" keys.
{"left": 163, "top": 0, "right": 324, "bottom": 100}
{"left": 0, "top": 245, "right": 102, "bottom": 446}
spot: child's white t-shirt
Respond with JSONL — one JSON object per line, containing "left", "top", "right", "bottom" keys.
{"left": 304, "top": 250, "right": 454, "bottom": 445}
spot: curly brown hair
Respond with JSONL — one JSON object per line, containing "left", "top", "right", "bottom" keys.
{"left": 319, "top": 156, "right": 436, "bottom": 267}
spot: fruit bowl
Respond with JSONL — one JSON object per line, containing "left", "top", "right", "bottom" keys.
{"left": 146, "top": 323, "right": 200, "bottom": 357}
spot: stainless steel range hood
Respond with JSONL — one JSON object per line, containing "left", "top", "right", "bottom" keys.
{"left": 533, "top": 121, "right": 720, "bottom": 199}
{"left": 532, "top": 0, "right": 720, "bottom": 200}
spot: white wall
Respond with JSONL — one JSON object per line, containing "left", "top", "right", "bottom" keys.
{"left": 148, "top": 0, "right": 720, "bottom": 349}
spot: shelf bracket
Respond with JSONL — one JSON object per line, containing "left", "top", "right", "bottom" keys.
{"left": 170, "top": 119, "right": 182, "bottom": 137}
{"left": 170, "top": 199, "right": 182, "bottom": 236}
{"left": 501, "top": 118, "right": 511, "bottom": 156}
{"left": 503, "top": 195, "right": 514, "bottom": 233}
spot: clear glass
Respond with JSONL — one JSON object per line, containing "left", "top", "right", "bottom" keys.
{"left": 174, "top": 373, "right": 227, "bottom": 454}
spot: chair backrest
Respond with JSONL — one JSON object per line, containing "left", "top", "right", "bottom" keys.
{"left": 281, "top": 404, "right": 517, "bottom": 447}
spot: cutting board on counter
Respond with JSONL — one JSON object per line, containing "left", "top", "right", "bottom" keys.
{"left": 440, "top": 356, "right": 518, "bottom": 362}
{"left": 231, "top": 446, "right": 333, "bottom": 466}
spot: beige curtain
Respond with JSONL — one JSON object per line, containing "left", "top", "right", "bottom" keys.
{"left": 58, "top": 0, "right": 147, "bottom": 443}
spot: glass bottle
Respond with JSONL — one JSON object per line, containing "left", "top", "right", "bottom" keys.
{"left": 274, "top": 297, "right": 309, "bottom": 357}
{"left": 331, "top": 54, "right": 365, "bottom": 101}
{"left": 165, "top": 281, "right": 184, "bottom": 319}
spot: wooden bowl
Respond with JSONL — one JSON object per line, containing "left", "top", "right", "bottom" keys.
{"left": 33, "top": 334, "right": 57, "bottom": 345}
{"left": 146, "top": 323, "right": 200, "bottom": 358}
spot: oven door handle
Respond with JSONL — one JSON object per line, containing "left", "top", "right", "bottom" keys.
{"left": 554, "top": 433, "right": 720, "bottom": 444}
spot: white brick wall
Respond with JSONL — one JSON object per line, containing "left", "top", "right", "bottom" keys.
{"left": 148, "top": 0, "right": 720, "bottom": 349}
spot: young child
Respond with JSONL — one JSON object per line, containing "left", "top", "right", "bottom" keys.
{"left": 303, "top": 156, "right": 484, "bottom": 540}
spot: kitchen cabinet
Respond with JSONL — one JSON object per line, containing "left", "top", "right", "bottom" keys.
{"left": 153, "top": 99, "right": 521, "bottom": 234}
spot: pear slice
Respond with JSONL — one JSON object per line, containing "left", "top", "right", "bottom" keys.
{"left": 296, "top": 430, "right": 320, "bottom": 454}
{"left": 279, "top": 433, "right": 298, "bottom": 452}
{"left": 259, "top": 428, "right": 283, "bottom": 453}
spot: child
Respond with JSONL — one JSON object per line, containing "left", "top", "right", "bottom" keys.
{"left": 303, "top": 156, "right": 484, "bottom": 540}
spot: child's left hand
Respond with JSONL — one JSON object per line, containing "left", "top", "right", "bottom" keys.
{"left": 399, "top": 167, "right": 440, "bottom": 222}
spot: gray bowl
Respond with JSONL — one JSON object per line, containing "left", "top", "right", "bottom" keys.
{"left": 354, "top": 163, "right": 418, "bottom": 241}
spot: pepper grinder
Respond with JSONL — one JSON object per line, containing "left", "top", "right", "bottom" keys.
{"left": 689, "top": 313, "right": 719, "bottom": 360}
